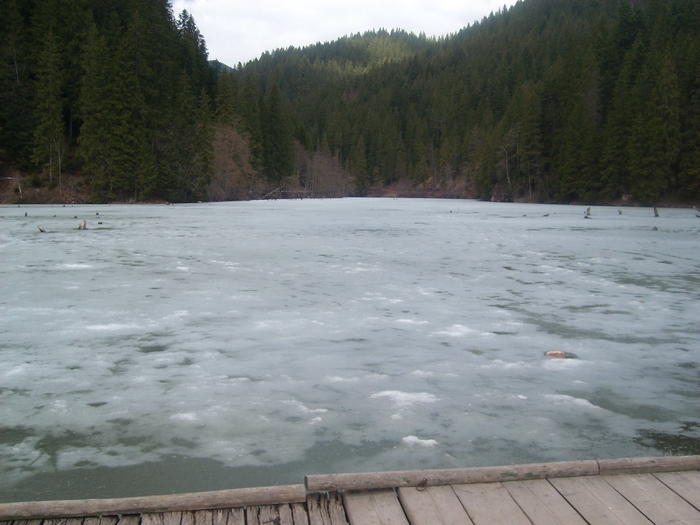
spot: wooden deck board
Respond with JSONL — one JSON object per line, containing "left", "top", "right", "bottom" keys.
{"left": 550, "top": 475, "right": 653, "bottom": 525}
{"left": 502, "top": 478, "right": 588, "bottom": 525}
{"left": 290, "top": 504, "right": 309, "bottom": 525}
{"left": 654, "top": 471, "right": 700, "bottom": 511}
{"left": 452, "top": 482, "right": 532, "bottom": 525}
{"left": 396, "top": 485, "right": 473, "bottom": 525}
{"left": 2, "top": 456, "right": 700, "bottom": 525}
{"left": 307, "top": 492, "right": 348, "bottom": 525}
{"left": 343, "top": 490, "right": 408, "bottom": 525}
{"left": 604, "top": 473, "right": 700, "bottom": 525}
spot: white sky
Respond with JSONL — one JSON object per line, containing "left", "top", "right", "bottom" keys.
{"left": 171, "top": 0, "right": 518, "bottom": 67}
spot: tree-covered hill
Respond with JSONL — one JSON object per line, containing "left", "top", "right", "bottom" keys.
{"left": 1, "top": 0, "right": 699, "bottom": 204}
{"left": 235, "top": 0, "right": 700, "bottom": 204}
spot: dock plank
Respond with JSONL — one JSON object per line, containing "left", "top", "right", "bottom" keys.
{"left": 550, "top": 476, "right": 652, "bottom": 525}
{"left": 290, "top": 504, "right": 309, "bottom": 525}
{"left": 452, "top": 482, "right": 531, "bottom": 525}
{"left": 143, "top": 514, "right": 164, "bottom": 525}
{"left": 396, "top": 485, "right": 473, "bottom": 525}
{"left": 193, "top": 511, "right": 212, "bottom": 525}
{"left": 84, "top": 518, "right": 117, "bottom": 525}
{"left": 343, "top": 490, "right": 408, "bottom": 525}
{"left": 116, "top": 516, "right": 140, "bottom": 525}
{"left": 654, "top": 471, "right": 700, "bottom": 511}
{"left": 180, "top": 511, "right": 194, "bottom": 525}
{"left": 502, "top": 479, "right": 587, "bottom": 525}
{"left": 211, "top": 509, "right": 244, "bottom": 525}
{"left": 307, "top": 492, "right": 348, "bottom": 525}
{"left": 603, "top": 473, "right": 700, "bottom": 525}
{"left": 162, "top": 511, "right": 182, "bottom": 525}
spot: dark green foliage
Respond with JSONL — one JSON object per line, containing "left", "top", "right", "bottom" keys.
{"left": 261, "top": 82, "right": 293, "bottom": 184}
{"left": 32, "top": 28, "right": 65, "bottom": 189}
{"left": 3, "top": 0, "right": 215, "bottom": 202}
{"left": 3, "top": 0, "right": 700, "bottom": 204}
{"left": 232, "top": 0, "right": 699, "bottom": 203}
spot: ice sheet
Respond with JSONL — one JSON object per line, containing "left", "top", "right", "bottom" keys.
{"left": 1, "top": 199, "right": 699, "bottom": 501}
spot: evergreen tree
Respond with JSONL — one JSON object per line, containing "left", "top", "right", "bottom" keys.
{"left": 32, "top": 29, "right": 65, "bottom": 192}
{"left": 215, "top": 71, "right": 237, "bottom": 125}
{"left": 350, "top": 134, "right": 368, "bottom": 195}
{"left": 78, "top": 24, "right": 115, "bottom": 200}
{"left": 262, "top": 82, "right": 293, "bottom": 184}
{"left": 679, "top": 64, "right": 700, "bottom": 197}
{"left": 0, "top": 0, "right": 33, "bottom": 168}
{"left": 628, "top": 48, "right": 680, "bottom": 203}
{"left": 239, "top": 73, "right": 263, "bottom": 164}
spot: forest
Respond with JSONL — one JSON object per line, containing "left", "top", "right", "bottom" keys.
{"left": 1, "top": 0, "right": 699, "bottom": 204}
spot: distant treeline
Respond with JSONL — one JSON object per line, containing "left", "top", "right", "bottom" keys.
{"left": 1, "top": 0, "right": 699, "bottom": 204}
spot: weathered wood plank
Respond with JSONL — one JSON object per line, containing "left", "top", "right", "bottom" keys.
{"left": 278, "top": 505, "right": 294, "bottom": 525}
{"left": 14, "top": 520, "right": 44, "bottom": 525}
{"left": 0, "top": 486, "right": 307, "bottom": 520}
{"left": 66, "top": 518, "right": 85, "bottom": 525}
{"left": 452, "top": 482, "right": 531, "bottom": 525}
{"left": 213, "top": 509, "right": 243, "bottom": 525}
{"left": 290, "top": 504, "right": 309, "bottom": 525}
{"left": 599, "top": 455, "right": 700, "bottom": 476}
{"left": 88, "top": 518, "right": 118, "bottom": 525}
{"left": 179, "top": 512, "right": 194, "bottom": 525}
{"left": 162, "top": 511, "right": 182, "bottom": 525}
{"left": 343, "top": 490, "right": 408, "bottom": 525}
{"left": 550, "top": 476, "right": 652, "bottom": 525}
{"left": 307, "top": 493, "right": 348, "bottom": 525}
{"left": 142, "top": 513, "right": 164, "bottom": 525}
{"left": 305, "top": 460, "right": 598, "bottom": 492}
{"left": 396, "top": 485, "right": 473, "bottom": 525}
{"left": 44, "top": 518, "right": 68, "bottom": 525}
{"left": 654, "top": 471, "right": 700, "bottom": 510}
{"left": 116, "top": 516, "right": 139, "bottom": 525}
{"left": 502, "top": 479, "right": 587, "bottom": 525}
{"left": 603, "top": 473, "right": 700, "bottom": 525}
{"left": 193, "top": 511, "right": 211, "bottom": 525}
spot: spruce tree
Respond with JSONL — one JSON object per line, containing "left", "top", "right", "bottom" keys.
{"left": 32, "top": 29, "right": 65, "bottom": 193}
{"left": 262, "top": 82, "right": 293, "bottom": 185}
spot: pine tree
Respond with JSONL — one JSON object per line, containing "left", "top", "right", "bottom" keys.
{"left": 628, "top": 48, "right": 680, "bottom": 203}
{"left": 78, "top": 24, "right": 115, "bottom": 200}
{"left": 0, "top": 0, "right": 33, "bottom": 168}
{"left": 262, "top": 82, "right": 294, "bottom": 185}
{"left": 32, "top": 29, "right": 65, "bottom": 193}
{"left": 239, "top": 74, "right": 263, "bottom": 164}
{"left": 215, "top": 71, "right": 237, "bottom": 126}
{"left": 679, "top": 64, "right": 700, "bottom": 197}
{"left": 350, "top": 134, "right": 368, "bottom": 195}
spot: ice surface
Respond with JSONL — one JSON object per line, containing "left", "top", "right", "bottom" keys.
{"left": 1, "top": 199, "right": 699, "bottom": 501}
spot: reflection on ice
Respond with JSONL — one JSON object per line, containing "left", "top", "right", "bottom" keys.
{"left": 1, "top": 199, "right": 699, "bottom": 502}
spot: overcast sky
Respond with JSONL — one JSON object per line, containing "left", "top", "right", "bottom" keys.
{"left": 171, "top": 0, "right": 518, "bottom": 67}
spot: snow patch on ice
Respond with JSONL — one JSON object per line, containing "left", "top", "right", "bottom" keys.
{"left": 371, "top": 391, "right": 439, "bottom": 408}
{"left": 402, "top": 436, "right": 438, "bottom": 447}
{"left": 86, "top": 323, "right": 139, "bottom": 331}
{"left": 324, "top": 376, "right": 359, "bottom": 383}
{"left": 283, "top": 400, "right": 328, "bottom": 414}
{"left": 543, "top": 394, "right": 600, "bottom": 409}
{"left": 170, "top": 412, "right": 199, "bottom": 422}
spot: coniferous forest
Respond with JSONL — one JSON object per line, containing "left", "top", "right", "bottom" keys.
{"left": 1, "top": 0, "right": 699, "bottom": 205}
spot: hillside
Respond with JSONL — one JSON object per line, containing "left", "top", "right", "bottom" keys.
{"left": 1, "top": 0, "right": 699, "bottom": 204}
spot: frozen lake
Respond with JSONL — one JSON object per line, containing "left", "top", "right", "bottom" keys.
{"left": 1, "top": 199, "right": 699, "bottom": 503}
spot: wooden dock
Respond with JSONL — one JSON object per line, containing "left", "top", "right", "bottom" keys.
{"left": 2, "top": 456, "right": 700, "bottom": 525}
